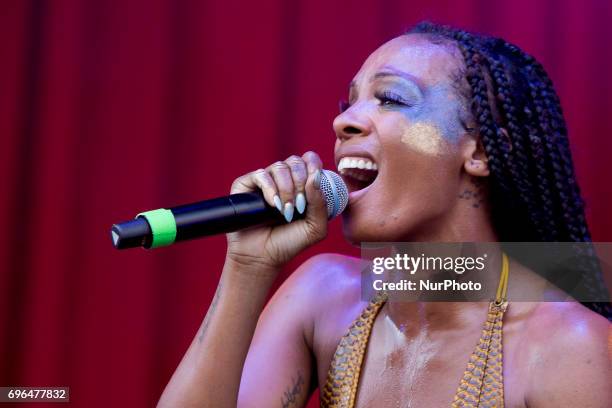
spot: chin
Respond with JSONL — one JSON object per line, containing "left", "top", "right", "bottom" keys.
{"left": 341, "top": 214, "right": 368, "bottom": 246}
{"left": 341, "top": 205, "right": 429, "bottom": 244}
{"left": 341, "top": 212, "right": 396, "bottom": 245}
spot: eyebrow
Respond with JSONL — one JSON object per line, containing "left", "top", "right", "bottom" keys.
{"left": 348, "top": 67, "right": 425, "bottom": 95}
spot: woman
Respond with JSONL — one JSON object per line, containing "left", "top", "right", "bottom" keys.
{"left": 158, "top": 22, "right": 611, "bottom": 407}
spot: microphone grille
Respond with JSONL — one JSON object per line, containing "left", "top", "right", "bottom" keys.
{"left": 319, "top": 169, "right": 348, "bottom": 219}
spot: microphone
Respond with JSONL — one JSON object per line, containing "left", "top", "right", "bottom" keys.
{"left": 110, "top": 169, "right": 348, "bottom": 250}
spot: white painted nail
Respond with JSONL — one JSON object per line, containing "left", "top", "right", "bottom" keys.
{"left": 296, "top": 193, "right": 306, "bottom": 214}
{"left": 273, "top": 195, "right": 282, "bottom": 212}
{"left": 283, "top": 202, "right": 294, "bottom": 222}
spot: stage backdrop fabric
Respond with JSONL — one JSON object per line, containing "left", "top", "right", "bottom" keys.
{"left": 1, "top": 0, "right": 611, "bottom": 406}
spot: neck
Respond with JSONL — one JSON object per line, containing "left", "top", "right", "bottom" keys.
{"left": 379, "top": 183, "right": 541, "bottom": 332}
{"left": 405, "top": 185, "right": 499, "bottom": 242}
{"left": 384, "top": 249, "right": 505, "bottom": 333}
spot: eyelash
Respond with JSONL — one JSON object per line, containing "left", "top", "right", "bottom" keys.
{"left": 338, "top": 91, "right": 411, "bottom": 113}
{"left": 376, "top": 91, "right": 410, "bottom": 107}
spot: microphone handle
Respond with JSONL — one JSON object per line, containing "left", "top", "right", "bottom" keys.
{"left": 111, "top": 192, "right": 305, "bottom": 250}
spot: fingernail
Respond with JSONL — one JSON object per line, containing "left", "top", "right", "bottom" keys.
{"left": 313, "top": 170, "right": 321, "bottom": 190}
{"left": 295, "top": 193, "right": 306, "bottom": 214}
{"left": 273, "top": 195, "right": 282, "bottom": 212}
{"left": 283, "top": 202, "right": 294, "bottom": 222}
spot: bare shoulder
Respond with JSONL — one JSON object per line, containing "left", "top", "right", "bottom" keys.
{"left": 525, "top": 301, "right": 609, "bottom": 350}
{"left": 523, "top": 302, "right": 611, "bottom": 407}
{"left": 267, "top": 253, "right": 367, "bottom": 317}
{"left": 267, "top": 253, "right": 371, "bottom": 356}
{"left": 276, "top": 253, "right": 365, "bottom": 298}
{"left": 238, "top": 254, "right": 365, "bottom": 407}
{"left": 276, "top": 252, "right": 367, "bottom": 313}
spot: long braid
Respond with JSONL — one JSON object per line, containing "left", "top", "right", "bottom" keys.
{"left": 409, "top": 22, "right": 611, "bottom": 320}
{"left": 519, "top": 63, "right": 561, "bottom": 240}
{"left": 530, "top": 64, "right": 590, "bottom": 241}
{"left": 449, "top": 33, "right": 529, "bottom": 240}
{"left": 504, "top": 42, "right": 590, "bottom": 241}
{"left": 521, "top": 59, "right": 610, "bottom": 315}
{"left": 511, "top": 50, "right": 609, "bottom": 313}
{"left": 486, "top": 51, "right": 552, "bottom": 240}
{"left": 525, "top": 65, "right": 580, "bottom": 240}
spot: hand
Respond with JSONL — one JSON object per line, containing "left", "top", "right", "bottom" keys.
{"left": 225, "top": 151, "right": 328, "bottom": 274}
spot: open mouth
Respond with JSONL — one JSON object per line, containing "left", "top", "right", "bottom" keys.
{"left": 337, "top": 157, "right": 379, "bottom": 194}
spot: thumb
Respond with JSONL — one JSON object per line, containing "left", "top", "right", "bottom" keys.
{"left": 303, "top": 169, "right": 329, "bottom": 232}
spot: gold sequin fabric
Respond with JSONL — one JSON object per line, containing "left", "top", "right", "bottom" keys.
{"left": 320, "top": 292, "right": 387, "bottom": 408}
{"left": 320, "top": 299, "right": 507, "bottom": 408}
{"left": 451, "top": 301, "right": 506, "bottom": 408}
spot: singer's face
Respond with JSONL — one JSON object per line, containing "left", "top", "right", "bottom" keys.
{"left": 333, "top": 34, "right": 475, "bottom": 243}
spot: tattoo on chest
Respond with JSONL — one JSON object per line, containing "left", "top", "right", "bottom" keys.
{"left": 281, "top": 371, "right": 305, "bottom": 408}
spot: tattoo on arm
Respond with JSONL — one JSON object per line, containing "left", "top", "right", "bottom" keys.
{"left": 198, "top": 282, "right": 222, "bottom": 343}
{"left": 281, "top": 371, "right": 305, "bottom": 408}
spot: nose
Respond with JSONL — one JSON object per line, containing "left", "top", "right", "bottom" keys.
{"left": 333, "top": 103, "right": 372, "bottom": 141}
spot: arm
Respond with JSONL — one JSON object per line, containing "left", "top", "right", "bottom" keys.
{"left": 238, "top": 252, "right": 362, "bottom": 407}
{"left": 159, "top": 255, "right": 323, "bottom": 408}
{"left": 157, "top": 151, "right": 328, "bottom": 407}
{"left": 157, "top": 258, "right": 279, "bottom": 407}
{"left": 238, "top": 256, "right": 325, "bottom": 407}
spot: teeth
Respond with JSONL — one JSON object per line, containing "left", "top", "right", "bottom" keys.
{"left": 338, "top": 156, "right": 378, "bottom": 173}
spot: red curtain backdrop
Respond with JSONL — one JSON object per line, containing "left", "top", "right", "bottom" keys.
{"left": 1, "top": 0, "right": 611, "bottom": 406}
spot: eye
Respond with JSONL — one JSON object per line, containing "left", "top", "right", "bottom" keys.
{"left": 339, "top": 99, "right": 351, "bottom": 113}
{"left": 376, "top": 91, "right": 411, "bottom": 107}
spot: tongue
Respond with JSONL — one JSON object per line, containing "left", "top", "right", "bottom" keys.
{"left": 345, "top": 168, "right": 377, "bottom": 182}
{"left": 343, "top": 168, "right": 377, "bottom": 191}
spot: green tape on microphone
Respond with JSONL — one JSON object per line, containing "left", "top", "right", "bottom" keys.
{"left": 136, "top": 208, "right": 177, "bottom": 248}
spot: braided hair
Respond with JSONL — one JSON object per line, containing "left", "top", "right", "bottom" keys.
{"left": 408, "top": 22, "right": 611, "bottom": 320}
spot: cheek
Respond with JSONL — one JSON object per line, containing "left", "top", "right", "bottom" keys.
{"left": 342, "top": 116, "right": 464, "bottom": 240}
{"left": 413, "top": 87, "right": 467, "bottom": 145}
{"left": 376, "top": 121, "right": 463, "bottom": 221}
{"left": 399, "top": 122, "right": 449, "bottom": 155}
{"left": 380, "top": 118, "right": 462, "bottom": 192}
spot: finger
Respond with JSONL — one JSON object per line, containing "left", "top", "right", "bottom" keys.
{"left": 302, "top": 151, "right": 323, "bottom": 179}
{"left": 301, "top": 151, "right": 327, "bottom": 220}
{"left": 230, "top": 169, "right": 280, "bottom": 210}
{"left": 285, "top": 155, "right": 308, "bottom": 214}
{"left": 266, "top": 161, "right": 295, "bottom": 222}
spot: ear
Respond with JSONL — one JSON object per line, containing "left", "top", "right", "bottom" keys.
{"left": 462, "top": 132, "right": 492, "bottom": 177}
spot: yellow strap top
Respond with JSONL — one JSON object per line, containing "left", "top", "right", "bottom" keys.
{"left": 321, "top": 253, "right": 510, "bottom": 408}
